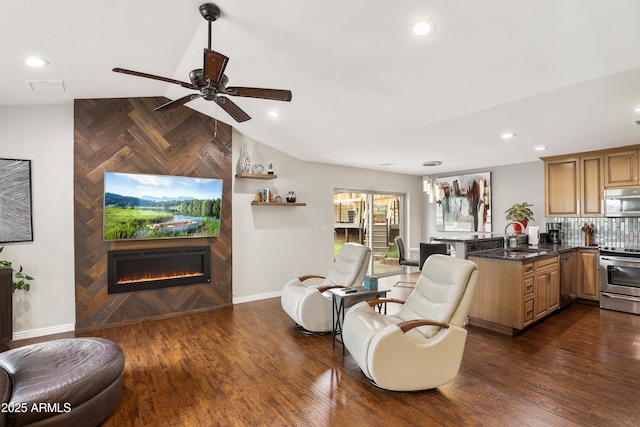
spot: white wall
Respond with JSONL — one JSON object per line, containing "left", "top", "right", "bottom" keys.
{"left": 0, "top": 104, "right": 75, "bottom": 338}
{"left": 231, "top": 131, "right": 423, "bottom": 302}
{"left": 423, "top": 161, "right": 545, "bottom": 240}
{"left": 0, "top": 103, "right": 546, "bottom": 336}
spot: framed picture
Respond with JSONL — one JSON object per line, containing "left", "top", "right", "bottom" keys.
{"left": 103, "top": 171, "right": 223, "bottom": 241}
{"left": 0, "top": 158, "right": 33, "bottom": 243}
{"left": 435, "top": 172, "right": 491, "bottom": 232}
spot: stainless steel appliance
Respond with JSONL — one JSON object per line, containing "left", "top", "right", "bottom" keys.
{"left": 559, "top": 251, "right": 576, "bottom": 308}
{"left": 599, "top": 246, "right": 640, "bottom": 315}
{"left": 546, "top": 223, "right": 562, "bottom": 244}
{"left": 604, "top": 188, "right": 640, "bottom": 217}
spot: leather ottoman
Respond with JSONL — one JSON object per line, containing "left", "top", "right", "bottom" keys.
{"left": 0, "top": 337, "right": 124, "bottom": 427}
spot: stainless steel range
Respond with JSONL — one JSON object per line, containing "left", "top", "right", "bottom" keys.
{"left": 599, "top": 246, "right": 640, "bottom": 315}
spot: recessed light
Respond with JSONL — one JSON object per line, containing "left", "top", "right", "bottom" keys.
{"left": 634, "top": 106, "right": 640, "bottom": 113}
{"left": 534, "top": 146, "right": 548, "bottom": 151}
{"left": 268, "top": 110, "right": 280, "bottom": 118}
{"left": 413, "top": 20, "right": 435, "bottom": 36}
{"left": 501, "top": 132, "right": 517, "bottom": 139}
{"left": 24, "top": 56, "right": 48, "bottom": 67}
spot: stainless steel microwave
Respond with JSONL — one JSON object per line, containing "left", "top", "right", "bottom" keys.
{"left": 604, "top": 188, "right": 640, "bottom": 217}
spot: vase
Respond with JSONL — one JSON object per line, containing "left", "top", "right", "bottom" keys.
{"left": 286, "top": 191, "right": 296, "bottom": 203}
{"left": 239, "top": 143, "right": 251, "bottom": 173}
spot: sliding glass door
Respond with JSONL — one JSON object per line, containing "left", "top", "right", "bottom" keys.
{"left": 334, "top": 190, "right": 406, "bottom": 276}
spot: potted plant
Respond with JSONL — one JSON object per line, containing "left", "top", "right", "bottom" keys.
{"left": 267, "top": 163, "right": 274, "bottom": 175}
{"left": 0, "top": 247, "right": 34, "bottom": 293}
{"left": 505, "top": 202, "right": 534, "bottom": 232}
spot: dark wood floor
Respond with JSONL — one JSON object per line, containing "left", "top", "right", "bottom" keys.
{"left": 14, "top": 272, "right": 640, "bottom": 426}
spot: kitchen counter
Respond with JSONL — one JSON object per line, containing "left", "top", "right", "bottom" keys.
{"left": 469, "top": 242, "right": 599, "bottom": 261}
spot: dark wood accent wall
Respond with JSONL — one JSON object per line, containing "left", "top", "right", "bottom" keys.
{"left": 73, "top": 97, "right": 232, "bottom": 332}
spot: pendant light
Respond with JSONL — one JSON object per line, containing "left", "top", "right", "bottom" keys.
{"left": 422, "top": 161, "right": 442, "bottom": 203}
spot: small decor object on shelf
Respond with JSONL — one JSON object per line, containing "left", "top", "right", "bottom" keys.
{"left": 286, "top": 191, "right": 297, "bottom": 203}
{"left": 267, "top": 163, "right": 274, "bottom": 175}
{"left": 275, "top": 195, "right": 282, "bottom": 203}
{"left": 251, "top": 164, "right": 264, "bottom": 174}
{"left": 239, "top": 142, "right": 251, "bottom": 173}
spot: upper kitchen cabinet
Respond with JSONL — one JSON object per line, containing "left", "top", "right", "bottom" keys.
{"left": 544, "top": 157, "right": 579, "bottom": 217}
{"left": 580, "top": 155, "right": 604, "bottom": 217}
{"left": 604, "top": 149, "right": 638, "bottom": 187}
{"left": 541, "top": 146, "right": 640, "bottom": 217}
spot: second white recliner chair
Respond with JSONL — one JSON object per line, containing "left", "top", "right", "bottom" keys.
{"left": 281, "top": 243, "right": 371, "bottom": 333}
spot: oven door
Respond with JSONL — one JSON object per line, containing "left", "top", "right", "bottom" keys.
{"left": 599, "top": 254, "right": 640, "bottom": 297}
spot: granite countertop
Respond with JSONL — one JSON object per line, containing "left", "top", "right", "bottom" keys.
{"left": 431, "top": 234, "right": 501, "bottom": 242}
{"left": 468, "top": 242, "right": 599, "bottom": 261}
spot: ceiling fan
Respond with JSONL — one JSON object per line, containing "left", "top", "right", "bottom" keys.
{"left": 112, "top": 3, "right": 292, "bottom": 123}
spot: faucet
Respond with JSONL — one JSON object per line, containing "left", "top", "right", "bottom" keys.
{"left": 504, "top": 221, "right": 526, "bottom": 248}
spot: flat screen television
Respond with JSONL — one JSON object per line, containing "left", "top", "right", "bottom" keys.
{"left": 103, "top": 172, "right": 223, "bottom": 241}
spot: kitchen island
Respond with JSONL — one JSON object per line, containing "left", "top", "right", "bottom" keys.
{"left": 467, "top": 243, "right": 599, "bottom": 335}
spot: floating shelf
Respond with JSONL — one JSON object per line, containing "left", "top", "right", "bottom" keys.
{"left": 251, "top": 202, "right": 306, "bottom": 206}
{"left": 236, "top": 173, "right": 277, "bottom": 180}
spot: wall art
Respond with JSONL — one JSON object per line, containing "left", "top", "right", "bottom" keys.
{"left": 0, "top": 158, "right": 33, "bottom": 243}
{"left": 435, "top": 172, "right": 491, "bottom": 232}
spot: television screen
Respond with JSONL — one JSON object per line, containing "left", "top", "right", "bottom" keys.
{"left": 103, "top": 172, "right": 223, "bottom": 241}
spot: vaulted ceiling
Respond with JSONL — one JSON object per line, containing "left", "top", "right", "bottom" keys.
{"left": 4, "top": 0, "right": 640, "bottom": 175}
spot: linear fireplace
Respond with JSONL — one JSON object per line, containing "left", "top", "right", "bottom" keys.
{"left": 107, "top": 246, "right": 211, "bottom": 294}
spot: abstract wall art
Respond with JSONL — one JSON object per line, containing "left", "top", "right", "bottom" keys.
{"left": 435, "top": 172, "right": 491, "bottom": 232}
{"left": 0, "top": 158, "right": 33, "bottom": 243}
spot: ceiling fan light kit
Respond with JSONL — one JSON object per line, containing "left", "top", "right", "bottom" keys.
{"left": 112, "top": 3, "right": 292, "bottom": 123}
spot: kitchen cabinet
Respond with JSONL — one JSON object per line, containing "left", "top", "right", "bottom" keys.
{"left": 0, "top": 269, "right": 11, "bottom": 351}
{"left": 534, "top": 257, "right": 559, "bottom": 320}
{"left": 542, "top": 155, "right": 604, "bottom": 217}
{"left": 580, "top": 155, "right": 604, "bottom": 216}
{"left": 604, "top": 149, "right": 638, "bottom": 187}
{"left": 576, "top": 249, "right": 599, "bottom": 300}
{"left": 468, "top": 255, "right": 559, "bottom": 335}
{"left": 544, "top": 157, "right": 579, "bottom": 217}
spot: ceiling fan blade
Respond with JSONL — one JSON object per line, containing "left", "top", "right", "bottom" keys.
{"left": 225, "top": 87, "right": 292, "bottom": 102}
{"left": 113, "top": 68, "right": 197, "bottom": 90}
{"left": 203, "top": 49, "right": 229, "bottom": 85}
{"left": 215, "top": 96, "right": 251, "bottom": 122}
{"left": 155, "top": 94, "right": 202, "bottom": 111}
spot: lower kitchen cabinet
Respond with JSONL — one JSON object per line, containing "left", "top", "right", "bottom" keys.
{"left": 534, "top": 257, "right": 560, "bottom": 320}
{"left": 576, "top": 249, "right": 599, "bottom": 300}
{"left": 468, "top": 255, "right": 559, "bottom": 335}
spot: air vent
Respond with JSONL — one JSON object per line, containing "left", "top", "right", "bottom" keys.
{"left": 24, "top": 80, "right": 65, "bottom": 92}
{"left": 634, "top": 119, "right": 640, "bottom": 127}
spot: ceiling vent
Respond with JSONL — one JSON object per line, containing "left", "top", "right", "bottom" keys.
{"left": 634, "top": 119, "right": 640, "bottom": 127}
{"left": 24, "top": 80, "right": 65, "bottom": 92}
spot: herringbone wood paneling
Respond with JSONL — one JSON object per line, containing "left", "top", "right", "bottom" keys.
{"left": 74, "top": 98, "right": 232, "bottom": 332}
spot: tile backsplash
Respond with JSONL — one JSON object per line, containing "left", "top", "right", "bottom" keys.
{"left": 547, "top": 217, "right": 640, "bottom": 247}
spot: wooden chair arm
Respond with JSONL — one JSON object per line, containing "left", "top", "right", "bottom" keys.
{"left": 397, "top": 319, "right": 450, "bottom": 333}
{"left": 366, "top": 298, "right": 405, "bottom": 307}
{"left": 317, "top": 285, "right": 346, "bottom": 293}
{"left": 298, "top": 274, "right": 325, "bottom": 282}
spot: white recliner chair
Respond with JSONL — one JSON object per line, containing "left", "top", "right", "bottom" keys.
{"left": 281, "top": 243, "right": 371, "bottom": 333}
{"left": 342, "top": 254, "right": 479, "bottom": 391}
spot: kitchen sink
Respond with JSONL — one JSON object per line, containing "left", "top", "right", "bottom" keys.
{"left": 501, "top": 248, "right": 548, "bottom": 258}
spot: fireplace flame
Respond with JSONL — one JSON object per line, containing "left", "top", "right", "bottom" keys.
{"left": 117, "top": 271, "right": 204, "bottom": 285}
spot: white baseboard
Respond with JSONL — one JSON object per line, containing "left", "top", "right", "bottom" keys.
{"left": 12, "top": 323, "right": 76, "bottom": 341}
{"left": 233, "top": 290, "right": 282, "bottom": 305}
